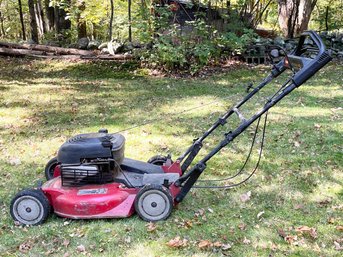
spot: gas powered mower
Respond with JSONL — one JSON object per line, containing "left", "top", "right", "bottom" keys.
{"left": 10, "top": 31, "right": 332, "bottom": 225}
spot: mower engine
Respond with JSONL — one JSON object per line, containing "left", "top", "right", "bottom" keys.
{"left": 57, "top": 132, "right": 125, "bottom": 186}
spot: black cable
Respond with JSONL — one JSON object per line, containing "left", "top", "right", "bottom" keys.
{"left": 197, "top": 115, "right": 262, "bottom": 183}
{"left": 192, "top": 111, "right": 268, "bottom": 189}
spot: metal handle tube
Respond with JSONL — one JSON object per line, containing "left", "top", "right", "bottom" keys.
{"left": 177, "top": 73, "right": 277, "bottom": 170}
{"left": 175, "top": 83, "right": 297, "bottom": 202}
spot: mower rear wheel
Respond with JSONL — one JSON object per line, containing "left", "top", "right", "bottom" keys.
{"left": 134, "top": 184, "right": 173, "bottom": 222}
{"left": 10, "top": 189, "right": 51, "bottom": 225}
{"left": 45, "top": 157, "right": 59, "bottom": 180}
{"left": 147, "top": 155, "right": 173, "bottom": 166}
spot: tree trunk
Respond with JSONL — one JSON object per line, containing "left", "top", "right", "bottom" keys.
{"left": 109, "top": 0, "right": 114, "bottom": 41}
{"left": 277, "top": 0, "right": 317, "bottom": 38}
{"left": 77, "top": 1, "right": 87, "bottom": 39}
{"left": 37, "top": 0, "right": 47, "bottom": 33}
{"left": 54, "top": 1, "right": 71, "bottom": 34}
{"left": 28, "top": 0, "right": 39, "bottom": 43}
{"left": 18, "top": 0, "right": 26, "bottom": 40}
{"left": 295, "top": 0, "right": 317, "bottom": 35}
{"left": 128, "top": 0, "right": 132, "bottom": 42}
{"left": 44, "top": 0, "right": 54, "bottom": 31}
{"left": 0, "top": 11, "right": 5, "bottom": 37}
{"left": 34, "top": 0, "right": 44, "bottom": 36}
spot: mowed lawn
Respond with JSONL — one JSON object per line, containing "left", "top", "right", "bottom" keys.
{"left": 0, "top": 57, "right": 342, "bottom": 257}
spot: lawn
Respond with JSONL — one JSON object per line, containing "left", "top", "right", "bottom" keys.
{"left": 0, "top": 57, "right": 342, "bottom": 257}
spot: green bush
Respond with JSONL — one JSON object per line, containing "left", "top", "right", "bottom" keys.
{"left": 137, "top": 6, "right": 257, "bottom": 73}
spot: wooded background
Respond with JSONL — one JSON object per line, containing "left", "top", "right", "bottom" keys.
{"left": 1, "top": 0, "right": 342, "bottom": 44}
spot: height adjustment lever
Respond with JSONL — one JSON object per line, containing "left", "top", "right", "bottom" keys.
{"left": 233, "top": 108, "right": 246, "bottom": 123}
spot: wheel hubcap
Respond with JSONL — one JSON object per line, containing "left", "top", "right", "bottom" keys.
{"left": 13, "top": 196, "right": 43, "bottom": 224}
{"left": 138, "top": 189, "right": 170, "bottom": 220}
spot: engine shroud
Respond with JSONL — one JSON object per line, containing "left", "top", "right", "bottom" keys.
{"left": 57, "top": 133, "right": 125, "bottom": 164}
{"left": 57, "top": 133, "right": 125, "bottom": 186}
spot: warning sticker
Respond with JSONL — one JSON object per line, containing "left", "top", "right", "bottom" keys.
{"left": 77, "top": 188, "right": 108, "bottom": 195}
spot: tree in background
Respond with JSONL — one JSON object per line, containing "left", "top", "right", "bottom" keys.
{"left": 109, "top": 0, "right": 114, "bottom": 40}
{"left": 18, "top": 0, "right": 26, "bottom": 40}
{"left": 28, "top": 0, "right": 39, "bottom": 43}
{"left": 277, "top": 0, "right": 317, "bottom": 38}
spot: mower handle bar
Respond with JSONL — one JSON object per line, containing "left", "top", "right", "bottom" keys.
{"left": 174, "top": 31, "right": 332, "bottom": 202}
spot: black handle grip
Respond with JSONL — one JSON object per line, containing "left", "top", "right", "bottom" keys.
{"left": 291, "top": 31, "right": 332, "bottom": 86}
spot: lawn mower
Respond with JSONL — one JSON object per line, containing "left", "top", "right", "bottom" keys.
{"left": 10, "top": 31, "right": 332, "bottom": 225}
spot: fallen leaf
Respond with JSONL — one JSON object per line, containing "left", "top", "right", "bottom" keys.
{"left": 314, "top": 124, "right": 321, "bottom": 129}
{"left": 207, "top": 208, "right": 214, "bottom": 213}
{"left": 125, "top": 236, "right": 131, "bottom": 243}
{"left": 63, "top": 253, "right": 70, "bottom": 257}
{"left": 213, "top": 241, "right": 222, "bottom": 247}
{"left": 76, "top": 245, "right": 85, "bottom": 252}
{"left": 336, "top": 225, "right": 343, "bottom": 232}
{"left": 293, "top": 141, "right": 301, "bottom": 147}
{"left": 222, "top": 243, "right": 232, "bottom": 250}
{"left": 166, "top": 236, "right": 188, "bottom": 248}
{"left": 285, "top": 235, "right": 297, "bottom": 244}
{"left": 318, "top": 199, "right": 331, "bottom": 207}
{"left": 9, "top": 157, "right": 21, "bottom": 166}
{"left": 19, "top": 241, "right": 32, "bottom": 253}
{"left": 63, "top": 239, "right": 70, "bottom": 248}
{"left": 240, "top": 191, "right": 251, "bottom": 202}
{"left": 295, "top": 226, "right": 317, "bottom": 239}
{"left": 243, "top": 237, "right": 251, "bottom": 244}
{"left": 238, "top": 223, "right": 247, "bottom": 230}
{"left": 195, "top": 209, "right": 205, "bottom": 217}
{"left": 294, "top": 204, "right": 304, "bottom": 210}
{"left": 277, "top": 228, "right": 287, "bottom": 239}
{"left": 328, "top": 217, "right": 335, "bottom": 224}
{"left": 146, "top": 222, "right": 157, "bottom": 232}
{"left": 334, "top": 241, "right": 343, "bottom": 251}
{"left": 198, "top": 240, "right": 212, "bottom": 249}
{"left": 257, "top": 211, "right": 265, "bottom": 219}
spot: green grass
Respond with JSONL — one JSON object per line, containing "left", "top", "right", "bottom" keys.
{"left": 0, "top": 57, "right": 342, "bottom": 257}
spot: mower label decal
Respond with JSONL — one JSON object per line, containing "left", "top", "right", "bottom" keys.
{"left": 77, "top": 188, "right": 108, "bottom": 195}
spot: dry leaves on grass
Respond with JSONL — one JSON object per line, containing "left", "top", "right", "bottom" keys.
{"left": 198, "top": 240, "right": 230, "bottom": 251}
{"left": 243, "top": 237, "right": 251, "bottom": 245}
{"left": 240, "top": 191, "right": 251, "bottom": 203}
{"left": 238, "top": 223, "right": 247, "bottom": 231}
{"left": 257, "top": 211, "right": 265, "bottom": 219}
{"left": 62, "top": 239, "right": 70, "bottom": 248}
{"left": 198, "top": 240, "right": 212, "bottom": 249}
{"left": 336, "top": 225, "right": 343, "bottom": 232}
{"left": 146, "top": 222, "right": 157, "bottom": 232}
{"left": 334, "top": 241, "right": 343, "bottom": 251}
{"left": 166, "top": 236, "right": 188, "bottom": 248}
{"left": 76, "top": 245, "right": 86, "bottom": 252}
{"left": 295, "top": 226, "right": 317, "bottom": 239}
{"left": 19, "top": 241, "right": 33, "bottom": 253}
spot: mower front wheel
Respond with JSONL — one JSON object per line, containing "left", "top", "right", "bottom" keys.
{"left": 134, "top": 184, "right": 173, "bottom": 222}
{"left": 10, "top": 189, "right": 51, "bottom": 225}
{"left": 45, "top": 157, "right": 59, "bottom": 180}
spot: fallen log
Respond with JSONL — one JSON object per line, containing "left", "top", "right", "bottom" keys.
{"left": 0, "top": 47, "right": 47, "bottom": 57}
{"left": 0, "top": 41, "right": 96, "bottom": 56}
{"left": 0, "top": 47, "right": 134, "bottom": 61}
{"left": 81, "top": 54, "right": 134, "bottom": 60}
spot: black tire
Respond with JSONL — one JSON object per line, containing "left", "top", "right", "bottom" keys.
{"left": 147, "top": 155, "right": 173, "bottom": 166}
{"left": 10, "top": 189, "right": 51, "bottom": 225}
{"left": 134, "top": 184, "right": 173, "bottom": 222}
{"left": 45, "top": 157, "right": 59, "bottom": 180}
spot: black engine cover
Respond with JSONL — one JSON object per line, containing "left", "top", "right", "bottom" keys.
{"left": 57, "top": 133, "right": 125, "bottom": 164}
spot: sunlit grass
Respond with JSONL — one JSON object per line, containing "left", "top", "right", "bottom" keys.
{"left": 0, "top": 58, "right": 342, "bottom": 256}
